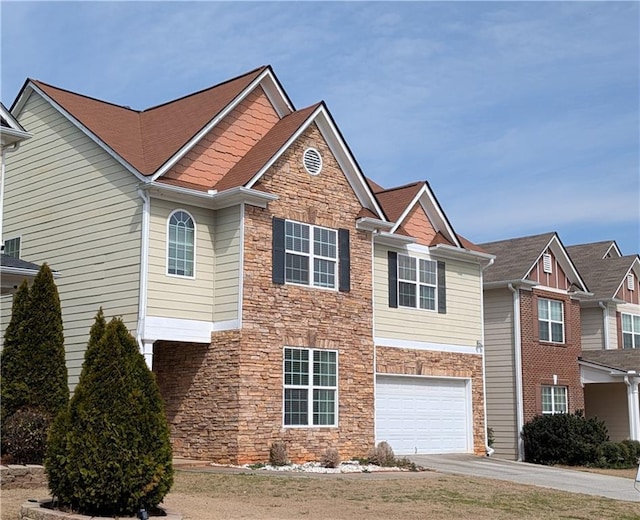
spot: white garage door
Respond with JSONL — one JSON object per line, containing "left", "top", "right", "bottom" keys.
{"left": 375, "top": 375, "right": 471, "bottom": 455}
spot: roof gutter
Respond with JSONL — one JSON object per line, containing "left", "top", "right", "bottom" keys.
{"left": 146, "top": 182, "right": 278, "bottom": 209}
{"left": 355, "top": 217, "right": 394, "bottom": 233}
{"left": 484, "top": 279, "right": 537, "bottom": 290}
{"left": 430, "top": 243, "right": 495, "bottom": 264}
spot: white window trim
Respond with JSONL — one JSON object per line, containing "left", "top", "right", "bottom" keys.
{"left": 283, "top": 346, "right": 339, "bottom": 428}
{"left": 538, "top": 298, "right": 565, "bottom": 344}
{"left": 622, "top": 313, "right": 640, "bottom": 349}
{"left": 542, "top": 385, "right": 568, "bottom": 415}
{"left": 284, "top": 220, "right": 338, "bottom": 291}
{"left": 166, "top": 208, "right": 196, "bottom": 279}
{"left": 397, "top": 253, "right": 438, "bottom": 312}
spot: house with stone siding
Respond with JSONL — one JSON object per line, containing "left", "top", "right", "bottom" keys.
{"left": 566, "top": 241, "right": 640, "bottom": 443}
{"left": 480, "top": 232, "right": 590, "bottom": 461}
{"left": 1, "top": 66, "right": 492, "bottom": 463}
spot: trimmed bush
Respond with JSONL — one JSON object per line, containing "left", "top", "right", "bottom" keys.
{"left": 621, "top": 439, "right": 640, "bottom": 466}
{"left": 1, "top": 280, "right": 32, "bottom": 424}
{"left": 45, "top": 314, "right": 173, "bottom": 516}
{"left": 368, "top": 441, "right": 396, "bottom": 467}
{"left": 521, "top": 410, "right": 608, "bottom": 466}
{"left": 320, "top": 447, "right": 341, "bottom": 468}
{"left": 269, "top": 441, "right": 288, "bottom": 466}
{"left": 1, "top": 407, "right": 50, "bottom": 464}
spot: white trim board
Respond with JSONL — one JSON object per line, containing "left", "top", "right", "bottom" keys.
{"left": 374, "top": 337, "right": 481, "bottom": 355}
{"left": 144, "top": 316, "right": 238, "bottom": 343}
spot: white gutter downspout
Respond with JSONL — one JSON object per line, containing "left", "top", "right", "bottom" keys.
{"left": 508, "top": 283, "right": 525, "bottom": 461}
{"left": 624, "top": 373, "right": 640, "bottom": 441}
{"left": 0, "top": 143, "right": 21, "bottom": 246}
{"left": 481, "top": 258, "right": 495, "bottom": 456}
{"left": 598, "top": 301, "right": 610, "bottom": 350}
{"left": 136, "top": 187, "right": 152, "bottom": 369}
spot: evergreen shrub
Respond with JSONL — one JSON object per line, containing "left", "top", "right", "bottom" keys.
{"left": 521, "top": 410, "right": 608, "bottom": 466}
{"left": 1, "top": 407, "right": 50, "bottom": 464}
{"left": 45, "top": 313, "right": 173, "bottom": 516}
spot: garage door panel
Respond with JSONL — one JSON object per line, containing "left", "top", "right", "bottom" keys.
{"left": 376, "top": 375, "right": 470, "bottom": 455}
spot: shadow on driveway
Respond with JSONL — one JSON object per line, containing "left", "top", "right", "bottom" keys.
{"left": 409, "top": 453, "right": 640, "bottom": 502}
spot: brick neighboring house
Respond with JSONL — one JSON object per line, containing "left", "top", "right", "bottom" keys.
{"left": 566, "top": 241, "right": 640, "bottom": 441}
{"left": 480, "top": 232, "right": 590, "bottom": 460}
{"left": 1, "top": 66, "right": 492, "bottom": 463}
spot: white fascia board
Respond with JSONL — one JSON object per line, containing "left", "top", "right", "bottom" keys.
{"left": 375, "top": 337, "right": 481, "bottom": 356}
{"left": 146, "top": 181, "right": 277, "bottom": 210}
{"left": 259, "top": 69, "right": 295, "bottom": 117}
{"left": 22, "top": 83, "right": 148, "bottom": 182}
{"left": 390, "top": 185, "right": 461, "bottom": 248}
{"left": 244, "top": 104, "right": 387, "bottom": 221}
{"left": 373, "top": 231, "right": 416, "bottom": 247}
{"left": 0, "top": 127, "right": 31, "bottom": 147}
{"left": 1, "top": 103, "right": 27, "bottom": 132}
{"left": 483, "top": 279, "right": 537, "bottom": 290}
{"left": 429, "top": 243, "right": 495, "bottom": 264}
{"left": 150, "top": 69, "right": 289, "bottom": 182}
{"left": 355, "top": 217, "right": 394, "bottom": 232}
{"left": 612, "top": 257, "right": 640, "bottom": 297}
{"left": 579, "top": 360, "right": 627, "bottom": 383}
{"left": 604, "top": 242, "right": 622, "bottom": 258}
{"left": 525, "top": 234, "right": 588, "bottom": 292}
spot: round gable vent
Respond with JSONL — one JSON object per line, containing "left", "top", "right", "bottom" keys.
{"left": 303, "top": 148, "right": 322, "bottom": 176}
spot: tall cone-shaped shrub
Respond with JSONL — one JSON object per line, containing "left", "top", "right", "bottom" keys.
{"left": 0, "top": 280, "right": 31, "bottom": 423}
{"left": 22, "top": 263, "right": 68, "bottom": 417}
{"left": 45, "top": 316, "right": 173, "bottom": 516}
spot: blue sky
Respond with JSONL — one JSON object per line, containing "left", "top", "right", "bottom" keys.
{"left": 2, "top": 1, "right": 638, "bottom": 254}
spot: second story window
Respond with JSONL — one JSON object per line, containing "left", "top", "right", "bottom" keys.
{"left": 397, "top": 254, "right": 437, "bottom": 310}
{"left": 622, "top": 313, "right": 640, "bottom": 349}
{"left": 272, "top": 217, "right": 350, "bottom": 292}
{"left": 167, "top": 210, "right": 195, "bottom": 278}
{"left": 538, "top": 298, "right": 564, "bottom": 343}
{"left": 3, "top": 237, "right": 20, "bottom": 258}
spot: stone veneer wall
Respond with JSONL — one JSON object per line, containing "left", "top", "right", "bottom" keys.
{"left": 376, "top": 346, "right": 487, "bottom": 455}
{"left": 0, "top": 465, "right": 46, "bottom": 489}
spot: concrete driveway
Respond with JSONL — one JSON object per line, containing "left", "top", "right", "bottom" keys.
{"left": 409, "top": 453, "right": 640, "bottom": 502}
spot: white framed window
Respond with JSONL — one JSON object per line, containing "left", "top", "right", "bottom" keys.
{"left": 3, "top": 237, "right": 20, "bottom": 258}
{"left": 538, "top": 298, "right": 564, "bottom": 343}
{"left": 397, "top": 254, "right": 437, "bottom": 311}
{"left": 167, "top": 210, "right": 195, "bottom": 278}
{"left": 285, "top": 221, "right": 337, "bottom": 289}
{"left": 542, "top": 385, "right": 567, "bottom": 414}
{"left": 622, "top": 314, "right": 640, "bottom": 349}
{"left": 283, "top": 347, "right": 337, "bottom": 427}
{"left": 628, "top": 273, "right": 635, "bottom": 291}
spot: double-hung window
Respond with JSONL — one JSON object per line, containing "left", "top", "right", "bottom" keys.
{"left": 622, "top": 314, "right": 640, "bottom": 349}
{"left": 167, "top": 210, "right": 195, "bottom": 277}
{"left": 285, "top": 221, "right": 337, "bottom": 289}
{"left": 283, "top": 347, "right": 337, "bottom": 427}
{"left": 397, "top": 254, "right": 437, "bottom": 311}
{"left": 542, "top": 385, "right": 567, "bottom": 414}
{"left": 538, "top": 298, "right": 564, "bottom": 343}
{"left": 3, "top": 237, "right": 20, "bottom": 258}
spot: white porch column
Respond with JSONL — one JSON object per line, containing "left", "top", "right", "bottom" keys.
{"left": 624, "top": 375, "right": 640, "bottom": 441}
{"left": 142, "top": 340, "right": 154, "bottom": 370}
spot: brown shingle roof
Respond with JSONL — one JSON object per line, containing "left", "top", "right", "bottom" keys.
{"left": 480, "top": 232, "right": 556, "bottom": 283}
{"left": 580, "top": 349, "right": 640, "bottom": 373}
{"left": 32, "top": 66, "right": 268, "bottom": 175}
{"left": 214, "top": 103, "right": 321, "bottom": 191}
{"left": 567, "top": 242, "right": 638, "bottom": 299}
{"left": 374, "top": 182, "right": 423, "bottom": 223}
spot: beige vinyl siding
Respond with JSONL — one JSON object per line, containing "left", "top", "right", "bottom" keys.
{"left": 0, "top": 91, "right": 141, "bottom": 387}
{"left": 483, "top": 288, "right": 518, "bottom": 459}
{"left": 585, "top": 383, "right": 629, "bottom": 441}
{"left": 213, "top": 205, "right": 241, "bottom": 322}
{"left": 147, "top": 199, "right": 215, "bottom": 321}
{"left": 581, "top": 306, "right": 604, "bottom": 350}
{"left": 373, "top": 245, "right": 482, "bottom": 346}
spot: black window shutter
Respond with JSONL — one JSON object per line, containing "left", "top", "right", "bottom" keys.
{"left": 338, "top": 229, "right": 350, "bottom": 292}
{"left": 272, "top": 217, "right": 285, "bottom": 284}
{"left": 437, "top": 260, "right": 447, "bottom": 314}
{"left": 388, "top": 251, "right": 398, "bottom": 308}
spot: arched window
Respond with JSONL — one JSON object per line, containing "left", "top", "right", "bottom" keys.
{"left": 167, "top": 210, "right": 195, "bottom": 277}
